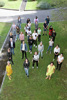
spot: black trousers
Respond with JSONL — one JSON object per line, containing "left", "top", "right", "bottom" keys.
{"left": 32, "top": 60, "right": 38, "bottom": 67}
{"left": 57, "top": 61, "right": 62, "bottom": 70}
{"left": 54, "top": 53, "right": 58, "bottom": 59}
{"left": 38, "top": 35, "right": 41, "bottom": 42}
{"left": 8, "top": 58, "right": 14, "bottom": 64}
{"left": 34, "top": 40, "right": 37, "bottom": 46}
{"left": 22, "top": 51, "right": 27, "bottom": 58}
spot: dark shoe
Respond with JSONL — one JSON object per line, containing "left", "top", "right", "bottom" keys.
{"left": 41, "top": 57, "right": 43, "bottom": 59}
{"left": 27, "top": 75, "right": 29, "bottom": 77}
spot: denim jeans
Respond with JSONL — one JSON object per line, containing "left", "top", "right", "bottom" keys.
{"left": 12, "top": 29, "right": 16, "bottom": 36}
{"left": 47, "top": 46, "right": 53, "bottom": 52}
{"left": 16, "top": 34, "right": 19, "bottom": 40}
{"left": 10, "top": 48, "right": 14, "bottom": 55}
{"left": 29, "top": 45, "right": 32, "bottom": 51}
{"left": 38, "top": 51, "right": 43, "bottom": 57}
{"left": 24, "top": 68, "right": 29, "bottom": 76}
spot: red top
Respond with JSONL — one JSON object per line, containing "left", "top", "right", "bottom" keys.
{"left": 49, "top": 28, "right": 53, "bottom": 36}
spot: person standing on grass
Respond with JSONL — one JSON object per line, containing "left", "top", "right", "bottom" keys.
{"left": 28, "top": 36, "right": 33, "bottom": 54}
{"left": 27, "top": 28, "right": 32, "bottom": 42}
{"left": 56, "top": 53, "right": 64, "bottom": 70}
{"left": 32, "top": 52, "right": 39, "bottom": 69}
{"left": 18, "top": 16, "right": 22, "bottom": 29}
{"left": 32, "top": 30, "right": 38, "bottom": 48}
{"left": 19, "top": 32, "right": 24, "bottom": 43}
{"left": 9, "top": 38, "right": 15, "bottom": 55}
{"left": 16, "top": 26, "right": 20, "bottom": 41}
{"left": 7, "top": 48, "right": 14, "bottom": 65}
{"left": 24, "top": 24, "right": 29, "bottom": 36}
{"left": 46, "top": 39, "right": 54, "bottom": 54}
{"left": 35, "top": 21, "right": 38, "bottom": 32}
{"left": 12, "top": 23, "right": 16, "bottom": 36}
{"left": 46, "top": 62, "right": 55, "bottom": 80}
{"left": 38, "top": 42, "right": 44, "bottom": 58}
{"left": 9, "top": 32, "right": 13, "bottom": 39}
{"left": 20, "top": 41, "right": 27, "bottom": 59}
{"left": 37, "top": 27, "right": 41, "bottom": 42}
{"left": 28, "top": 21, "right": 31, "bottom": 29}
{"left": 45, "top": 16, "right": 50, "bottom": 28}
{"left": 49, "top": 25, "right": 53, "bottom": 39}
{"left": 43, "top": 20, "right": 47, "bottom": 36}
{"left": 6, "top": 61, "right": 13, "bottom": 80}
{"left": 53, "top": 45, "right": 60, "bottom": 61}
{"left": 23, "top": 58, "right": 30, "bottom": 77}
{"left": 27, "top": 18, "right": 30, "bottom": 24}
{"left": 52, "top": 29, "right": 56, "bottom": 42}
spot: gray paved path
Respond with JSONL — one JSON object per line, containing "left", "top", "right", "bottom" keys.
{"left": 0, "top": 7, "right": 67, "bottom": 23}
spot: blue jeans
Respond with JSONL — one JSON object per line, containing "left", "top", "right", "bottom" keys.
{"left": 16, "top": 34, "right": 19, "bottom": 40}
{"left": 29, "top": 45, "right": 32, "bottom": 51}
{"left": 47, "top": 46, "right": 53, "bottom": 52}
{"left": 12, "top": 29, "right": 16, "bottom": 36}
{"left": 10, "top": 48, "right": 14, "bottom": 55}
{"left": 24, "top": 68, "right": 29, "bottom": 76}
{"left": 38, "top": 51, "right": 43, "bottom": 57}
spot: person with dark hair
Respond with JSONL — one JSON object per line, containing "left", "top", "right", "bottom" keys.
{"left": 32, "top": 30, "right": 38, "bottom": 48}
{"left": 12, "top": 22, "right": 16, "bottom": 36}
{"left": 49, "top": 25, "right": 53, "bottom": 39}
{"left": 9, "top": 38, "right": 15, "bottom": 55}
{"left": 16, "top": 26, "right": 20, "bottom": 41}
{"left": 32, "top": 52, "right": 39, "bottom": 69}
{"left": 46, "top": 38, "right": 54, "bottom": 54}
{"left": 28, "top": 36, "right": 33, "bottom": 54}
{"left": 9, "top": 32, "right": 13, "bottom": 39}
{"left": 37, "top": 27, "right": 41, "bottom": 42}
{"left": 19, "top": 32, "right": 24, "bottom": 43}
{"left": 23, "top": 58, "right": 30, "bottom": 77}
{"left": 52, "top": 29, "right": 56, "bottom": 41}
{"left": 27, "top": 28, "right": 32, "bottom": 42}
{"left": 28, "top": 21, "right": 31, "bottom": 29}
{"left": 18, "top": 16, "right": 21, "bottom": 29}
{"left": 7, "top": 48, "right": 14, "bottom": 65}
{"left": 46, "top": 62, "right": 55, "bottom": 80}
{"left": 45, "top": 16, "right": 50, "bottom": 29}
{"left": 24, "top": 24, "right": 29, "bottom": 36}
{"left": 20, "top": 41, "right": 27, "bottom": 59}
{"left": 57, "top": 53, "right": 64, "bottom": 70}
{"left": 43, "top": 20, "right": 47, "bottom": 36}
{"left": 34, "top": 16, "right": 39, "bottom": 24}
{"left": 53, "top": 45, "right": 60, "bottom": 61}
{"left": 27, "top": 18, "right": 30, "bottom": 24}
{"left": 35, "top": 21, "right": 38, "bottom": 32}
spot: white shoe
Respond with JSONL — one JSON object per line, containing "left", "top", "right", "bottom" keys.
{"left": 30, "top": 52, "right": 32, "bottom": 54}
{"left": 34, "top": 45, "right": 35, "bottom": 47}
{"left": 53, "top": 59, "right": 55, "bottom": 61}
{"left": 29, "top": 50, "right": 30, "bottom": 52}
{"left": 50, "top": 51, "right": 51, "bottom": 54}
{"left": 32, "top": 66, "right": 34, "bottom": 69}
{"left": 36, "top": 46, "right": 37, "bottom": 48}
{"left": 37, "top": 67, "right": 38, "bottom": 69}
{"left": 46, "top": 51, "right": 48, "bottom": 54}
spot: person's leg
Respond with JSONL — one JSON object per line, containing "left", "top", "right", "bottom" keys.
{"left": 12, "top": 48, "right": 14, "bottom": 55}
{"left": 11, "top": 59, "right": 14, "bottom": 65}
{"left": 36, "top": 61, "right": 38, "bottom": 68}
{"left": 16, "top": 34, "right": 18, "bottom": 41}
{"left": 58, "top": 63, "right": 62, "bottom": 70}
{"left": 25, "top": 51, "right": 27, "bottom": 58}
{"left": 32, "top": 60, "right": 35, "bottom": 68}
{"left": 10, "top": 48, "right": 12, "bottom": 54}
{"left": 56, "top": 61, "right": 59, "bottom": 70}
{"left": 38, "top": 51, "right": 40, "bottom": 57}
{"left": 39, "top": 35, "right": 41, "bottom": 42}
{"left": 24, "top": 68, "right": 27, "bottom": 75}
{"left": 47, "top": 46, "right": 50, "bottom": 51}
{"left": 41, "top": 51, "right": 43, "bottom": 58}
{"left": 26, "top": 68, "right": 29, "bottom": 77}
{"left": 49, "top": 75, "right": 52, "bottom": 80}
{"left": 22, "top": 51, "right": 24, "bottom": 59}
{"left": 50, "top": 46, "right": 53, "bottom": 53}
{"left": 35, "top": 40, "right": 37, "bottom": 48}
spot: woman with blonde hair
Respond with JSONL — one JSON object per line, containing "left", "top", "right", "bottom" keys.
{"left": 6, "top": 61, "right": 13, "bottom": 80}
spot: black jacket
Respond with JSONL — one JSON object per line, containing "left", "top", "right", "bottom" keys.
{"left": 9, "top": 41, "right": 15, "bottom": 48}
{"left": 28, "top": 39, "right": 33, "bottom": 45}
{"left": 23, "top": 61, "right": 30, "bottom": 68}
{"left": 7, "top": 52, "right": 12, "bottom": 59}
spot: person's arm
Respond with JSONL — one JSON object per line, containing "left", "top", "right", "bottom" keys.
{"left": 53, "top": 68, "right": 55, "bottom": 73}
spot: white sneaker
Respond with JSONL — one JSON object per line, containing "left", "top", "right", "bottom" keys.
{"left": 37, "top": 67, "right": 38, "bottom": 69}
{"left": 32, "top": 66, "right": 34, "bottom": 69}
{"left": 46, "top": 51, "right": 48, "bottom": 54}
{"left": 36, "top": 46, "right": 37, "bottom": 48}
{"left": 53, "top": 59, "right": 55, "bottom": 61}
{"left": 34, "top": 44, "right": 35, "bottom": 47}
{"left": 30, "top": 52, "right": 32, "bottom": 54}
{"left": 50, "top": 51, "right": 51, "bottom": 54}
{"left": 29, "top": 50, "right": 30, "bottom": 52}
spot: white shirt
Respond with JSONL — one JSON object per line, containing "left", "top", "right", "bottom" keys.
{"left": 27, "top": 30, "right": 32, "bottom": 36}
{"left": 37, "top": 29, "right": 41, "bottom": 35}
{"left": 58, "top": 55, "right": 64, "bottom": 63}
{"left": 38, "top": 45, "right": 44, "bottom": 52}
{"left": 28, "top": 23, "right": 31, "bottom": 27}
{"left": 11, "top": 41, "right": 13, "bottom": 47}
{"left": 49, "top": 41, "right": 54, "bottom": 46}
{"left": 12, "top": 24, "right": 16, "bottom": 29}
{"left": 32, "top": 33, "right": 38, "bottom": 40}
{"left": 22, "top": 44, "right": 25, "bottom": 51}
{"left": 33, "top": 55, "right": 39, "bottom": 61}
{"left": 54, "top": 47, "right": 60, "bottom": 53}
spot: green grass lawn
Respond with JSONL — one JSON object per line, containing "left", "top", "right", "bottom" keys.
{"left": 0, "top": 22, "right": 11, "bottom": 49}
{"left": 0, "top": 21, "right": 67, "bottom": 100}
{"left": 0, "top": 0, "right": 22, "bottom": 9}
{"left": 26, "top": 0, "right": 67, "bottom": 10}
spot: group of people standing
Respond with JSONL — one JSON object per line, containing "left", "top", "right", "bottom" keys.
{"left": 6, "top": 16, "right": 64, "bottom": 80}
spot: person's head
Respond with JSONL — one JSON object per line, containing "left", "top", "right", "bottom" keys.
{"left": 34, "top": 30, "right": 36, "bottom": 33}
{"left": 21, "top": 32, "right": 23, "bottom": 34}
{"left": 28, "top": 28, "right": 30, "bottom": 31}
{"left": 47, "top": 16, "right": 49, "bottom": 18}
{"left": 7, "top": 61, "right": 10, "bottom": 66}
{"left": 18, "top": 16, "right": 20, "bottom": 19}
{"left": 29, "top": 36, "right": 32, "bottom": 39}
{"left": 10, "top": 38, "right": 13, "bottom": 42}
{"left": 25, "top": 58, "right": 28, "bottom": 62}
{"left": 36, "top": 16, "right": 38, "bottom": 19}
{"left": 50, "top": 62, "right": 54, "bottom": 66}
{"left": 35, "top": 21, "right": 38, "bottom": 24}
{"left": 7, "top": 48, "right": 10, "bottom": 52}
{"left": 40, "top": 41, "right": 42, "bottom": 46}
{"left": 50, "top": 25, "right": 52, "bottom": 28}
{"left": 50, "top": 38, "right": 52, "bottom": 41}
{"left": 38, "top": 27, "right": 40, "bottom": 30}
{"left": 29, "top": 21, "right": 31, "bottom": 23}
{"left": 53, "top": 29, "right": 55, "bottom": 32}
{"left": 45, "top": 20, "right": 47, "bottom": 23}
{"left": 34, "top": 52, "right": 38, "bottom": 55}
{"left": 60, "top": 53, "right": 63, "bottom": 57}
{"left": 10, "top": 32, "right": 13, "bottom": 36}
{"left": 56, "top": 45, "right": 59, "bottom": 49}
{"left": 22, "top": 41, "right": 25, "bottom": 44}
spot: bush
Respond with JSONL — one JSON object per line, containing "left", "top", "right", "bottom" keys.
{"left": 37, "top": 2, "right": 51, "bottom": 9}
{"left": 0, "top": 1, "right": 5, "bottom": 7}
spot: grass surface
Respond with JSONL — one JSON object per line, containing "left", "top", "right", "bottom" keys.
{"left": 0, "top": 22, "right": 11, "bottom": 49}
{"left": 0, "top": 21, "right": 67, "bottom": 100}
{"left": 0, "top": 0, "right": 22, "bottom": 9}
{"left": 26, "top": 0, "right": 67, "bottom": 10}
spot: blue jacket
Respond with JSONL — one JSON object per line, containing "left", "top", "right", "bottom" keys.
{"left": 20, "top": 43, "right": 27, "bottom": 51}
